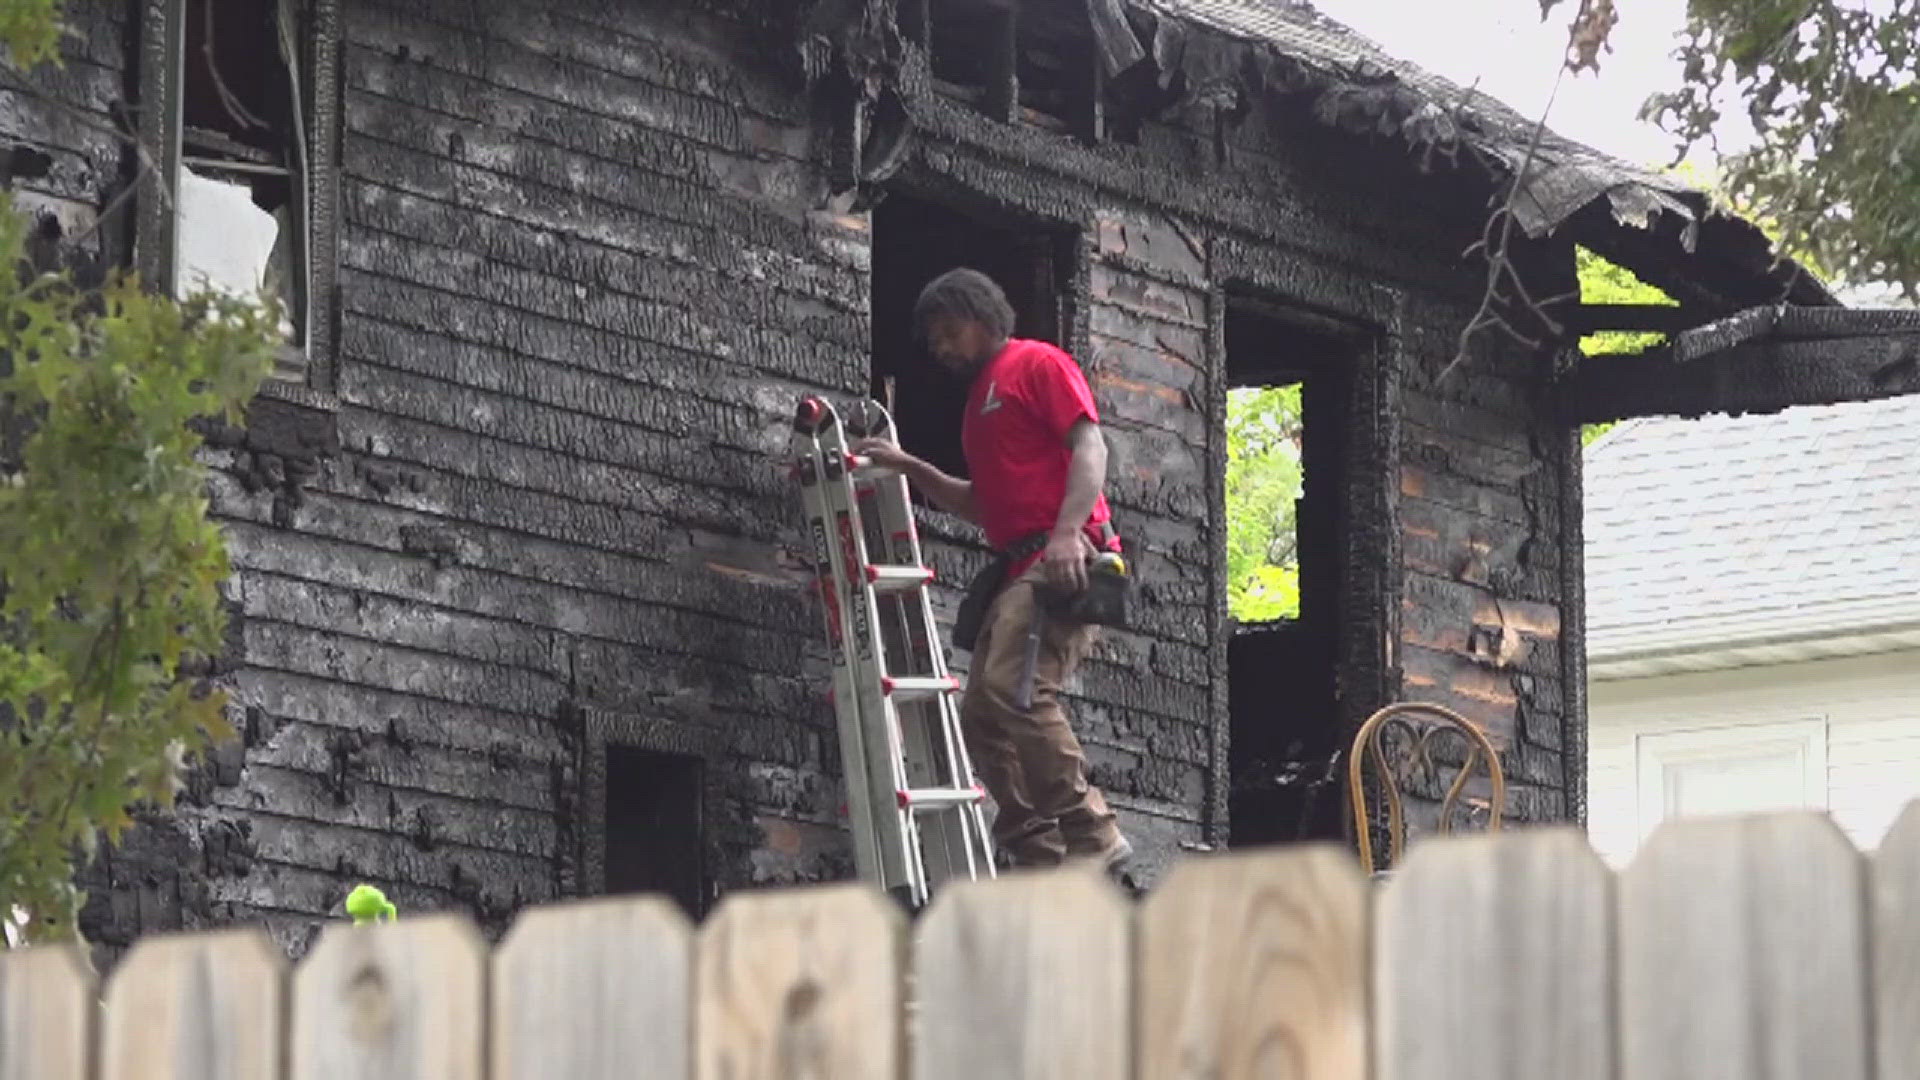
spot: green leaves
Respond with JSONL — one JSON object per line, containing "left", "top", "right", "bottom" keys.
{"left": 1576, "top": 244, "right": 1675, "bottom": 358}
{"left": 0, "top": 0, "right": 61, "bottom": 69}
{"left": 1225, "top": 385, "right": 1303, "bottom": 623}
{"left": 1640, "top": 0, "right": 1920, "bottom": 299}
{"left": 0, "top": 183, "right": 275, "bottom": 943}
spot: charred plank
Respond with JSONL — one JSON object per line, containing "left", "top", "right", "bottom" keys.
{"left": 1562, "top": 330, "right": 1920, "bottom": 424}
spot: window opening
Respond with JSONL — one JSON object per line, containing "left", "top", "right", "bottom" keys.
{"left": 1014, "top": 2, "right": 1095, "bottom": 137}
{"left": 869, "top": 192, "right": 1074, "bottom": 486}
{"left": 916, "top": 0, "right": 1102, "bottom": 139}
{"left": 602, "top": 745, "right": 706, "bottom": 919}
{"left": 174, "top": 0, "right": 311, "bottom": 378}
{"left": 926, "top": 0, "right": 1011, "bottom": 110}
{"left": 1224, "top": 298, "right": 1353, "bottom": 848}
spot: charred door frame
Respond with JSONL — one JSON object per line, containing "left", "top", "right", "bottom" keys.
{"left": 571, "top": 706, "right": 721, "bottom": 918}
{"left": 870, "top": 169, "right": 1093, "bottom": 361}
{"left": 1206, "top": 239, "right": 1407, "bottom": 848}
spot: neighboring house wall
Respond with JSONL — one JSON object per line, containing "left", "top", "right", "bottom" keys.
{"left": 1583, "top": 394, "right": 1920, "bottom": 869}
{"left": 1588, "top": 650, "right": 1920, "bottom": 866}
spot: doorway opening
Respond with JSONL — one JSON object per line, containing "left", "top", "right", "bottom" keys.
{"left": 869, "top": 192, "right": 1076, "bottom": 485}
{"left": 603, "top": 745, "right": 705, "bottom": 918}
{"left": 1224, "top": 297, "right": 1354, "bottom": 848}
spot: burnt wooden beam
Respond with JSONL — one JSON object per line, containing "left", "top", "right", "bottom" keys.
{"left": 899, "top": 0, "right": 929, "bottom": 47}
{"left": 1560, "top": 329, "right": 1920, "bottom": 425}
{"left": 1070, "top": 15, "right": 1105, "bottom": 143}
{"left": 1086, "top": 0, "right": 1146, "bottom": 77}
{"left": 1561, "top": 303, "right": 1700, "bottom": 335}
{"left": 986, "top": 3, "right": 1018, "bottom": 123}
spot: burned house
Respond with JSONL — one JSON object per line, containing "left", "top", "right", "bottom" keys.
{"left": 6, "top": 0, "right": 1913, "bottom": 964}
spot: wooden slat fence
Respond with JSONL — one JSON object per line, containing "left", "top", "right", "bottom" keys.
{"left": 3, "top": 804, "right": 1918, "bottom": 1078}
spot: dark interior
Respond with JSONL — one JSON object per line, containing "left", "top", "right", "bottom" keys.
{"left": 1224, "top": 298, "right": 1354, "bottom": 848}
{"left": 604, "top": 745, "right": 705, "bottom": 918}
{"left": 928, "top": 0, "right": 1005, "bottom": 89}
{"left": 869, "top": 191, "right": 1072, "bottom": 483}
{"left": 181, "top": 0, "right": 294, "bottom": 208}
{"left": 1014, "top": 2, "right": 1087, "bottom": 125}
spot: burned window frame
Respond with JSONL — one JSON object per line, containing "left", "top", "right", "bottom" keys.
{"left": 134, "top": 0, "right": 342, "bottom": 392}
{"left": 903, "top": 0, "right": 1109, "bottom": 143}
{"left": 575, "top": 708, "right": 719, "bottom": 920}
{"left": 868, "top": 188, "right": 1084, "bottom": 484}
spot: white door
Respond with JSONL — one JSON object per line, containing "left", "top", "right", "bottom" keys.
{"left": 1635, "top": 718, "right": 1828, "bottom": 845}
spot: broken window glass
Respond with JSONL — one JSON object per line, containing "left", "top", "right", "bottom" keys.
{"left": 174, "top": 0, "right": 309, "bottom": 373}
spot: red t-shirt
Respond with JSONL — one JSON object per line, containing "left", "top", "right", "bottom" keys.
{"left": 959, "top": 339, "right": 1121, "bottom": 575}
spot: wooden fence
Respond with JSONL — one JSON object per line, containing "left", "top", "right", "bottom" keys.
{"left": 2, "top": 805, "right": 1917, "bottom": 1078}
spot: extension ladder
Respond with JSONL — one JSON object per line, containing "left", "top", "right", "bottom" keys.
{"left": 790, "top": 394, "right": 998, "bottom": 909}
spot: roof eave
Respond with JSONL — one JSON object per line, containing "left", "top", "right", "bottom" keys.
{"left": 1589, "top": 613, "right": 1920, "bottom": 680}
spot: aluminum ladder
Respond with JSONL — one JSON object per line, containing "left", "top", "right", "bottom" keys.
{"left": 790, "top": 393, "right": 997, "bottom": 909}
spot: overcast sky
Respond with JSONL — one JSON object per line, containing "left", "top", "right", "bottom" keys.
{"left": 1308, "top": 0, "right": 1914, "bottom": 303}
{"left": 1308, "top": 0, "right": 1750, "bottom": 172}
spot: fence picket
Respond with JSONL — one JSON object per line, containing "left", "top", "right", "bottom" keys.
{"left": 695, "top": 883, "right": 902, "bottom": 1079}
{"left": 101, "top": 928, "right": 286, "bottom": 1080}
{"left": 914, "top": 867, "right": 1131, "bottom": 1080}
{"left": 0, "top": 943, "right": 93, "bottom": 1080}
{"left": 1136, "top": 845, "right": 1365, "bottom": 1080}
{"left": 290, "top": 914, "right": 487, "bottom": 1080}
{"left": 1375, "top": 829, "right": 1611, "bottom": 1080}
{"left": 6, "top": 799, "right": 1918, "bottom": 1079}
{"left": 1874, "top": 802, "right": 1920, "bottom": 1078}
{"left": 1619, "top": 811, "right": 1869, "bottom": 1080}
{"left": 491, "top": 897, "right": 692, "bottom": 1080}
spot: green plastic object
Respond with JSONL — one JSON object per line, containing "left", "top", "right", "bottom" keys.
{"left": 345, "top": 884, "right": 397, "bottom": 925}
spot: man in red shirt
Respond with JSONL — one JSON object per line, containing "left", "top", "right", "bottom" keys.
{"left": 855, "top": 268, "right": 1131, "bottom": 874}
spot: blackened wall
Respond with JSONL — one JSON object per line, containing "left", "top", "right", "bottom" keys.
{"left": 0, "top": 0, "right": 1594, "bottom": 962}
{"left": 206, "top": 0, "right": 876, "bottom": 955}
{"left": 0, "top": 1, "right": 128, "bottom": 278}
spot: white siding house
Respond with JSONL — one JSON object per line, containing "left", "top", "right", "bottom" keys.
{"left": 1583, "top": 394, "right": 1920, "bottom": 867}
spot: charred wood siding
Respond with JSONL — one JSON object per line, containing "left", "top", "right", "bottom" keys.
{"left": 0, "top": 1, "right": 128, "bottom": 278}
{"left": 1398, "top": 315, "right": 1574, "bottom": 826}
{"left": 314, "top": 0, "right": 861, "bottom": 909}
{"left": 0, "top": 0, "right": 1598, "bottom": 961}
{"left": 1079, "top": 240, "right": 1216, "bottom": 849}
{"left": 71, "top": 0, "right": 871, "bottom": 963}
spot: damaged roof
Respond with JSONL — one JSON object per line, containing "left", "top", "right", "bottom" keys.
{"left": 1129, "top": 0, "right": 1836, "bottom": 309}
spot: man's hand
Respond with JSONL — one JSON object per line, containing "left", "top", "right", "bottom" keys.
{"left": 1041, "top": 527, "right": 1095, "bottom": 593}
{"left": 851, "top": 437, "right": 914, "bottom": 473}
{"left": 850, "top": 437, "right": 978, "bottom": 522}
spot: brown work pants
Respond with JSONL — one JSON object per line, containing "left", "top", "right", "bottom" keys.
{"left": 959, "top": 562, "right": 1120, "bottom": 867}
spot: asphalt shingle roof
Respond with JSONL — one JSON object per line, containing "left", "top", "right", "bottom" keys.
{"left": 1584, "top": 393, "right": 1920, "bottom": 658}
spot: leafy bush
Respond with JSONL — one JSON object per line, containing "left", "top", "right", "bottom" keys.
{"left": 0, "top": 0, "right": 280, "bottom": 941}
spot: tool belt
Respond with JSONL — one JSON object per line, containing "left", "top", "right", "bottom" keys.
{"left": 952, "top": 522, "right": 1130, "bottom": 651}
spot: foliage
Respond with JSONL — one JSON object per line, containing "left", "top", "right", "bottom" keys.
{"left": 1548, "top": 0, "right": 1920, "bottom": 299}
{"left": 1224, "top": 384, "right": 1302, "bottom": 623}
{"left": 0, "top": 196, "right": 278, "bottom": 942}
{"left": 1575, "top": 244, "right": 1675, "bottom": 357}
{"left": 0, "top": 1, "right": 280, "bottom": 943}
{"left": 0, "top": 0, "right": 58, "bottom": 69}
{"left": 1574, "top": 243, "right": 1677, "bottom": 446}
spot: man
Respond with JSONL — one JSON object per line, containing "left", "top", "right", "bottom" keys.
{"left": 854, "top": 267, "right": 1132, "bottom": 874}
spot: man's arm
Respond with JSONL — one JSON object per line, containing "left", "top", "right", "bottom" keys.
{"left": 1051, "top": 419, "right": 1106, "bottom": 540}
{"left": 851, "top": 439, "right": 978, "bottom": 523}
{"left": 1040, "top": 419, "right": 1107, "bottom": 591}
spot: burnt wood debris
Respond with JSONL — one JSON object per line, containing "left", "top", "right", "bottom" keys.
{"left": 2, "top": 0, "right": 1912, "bottom": 968}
